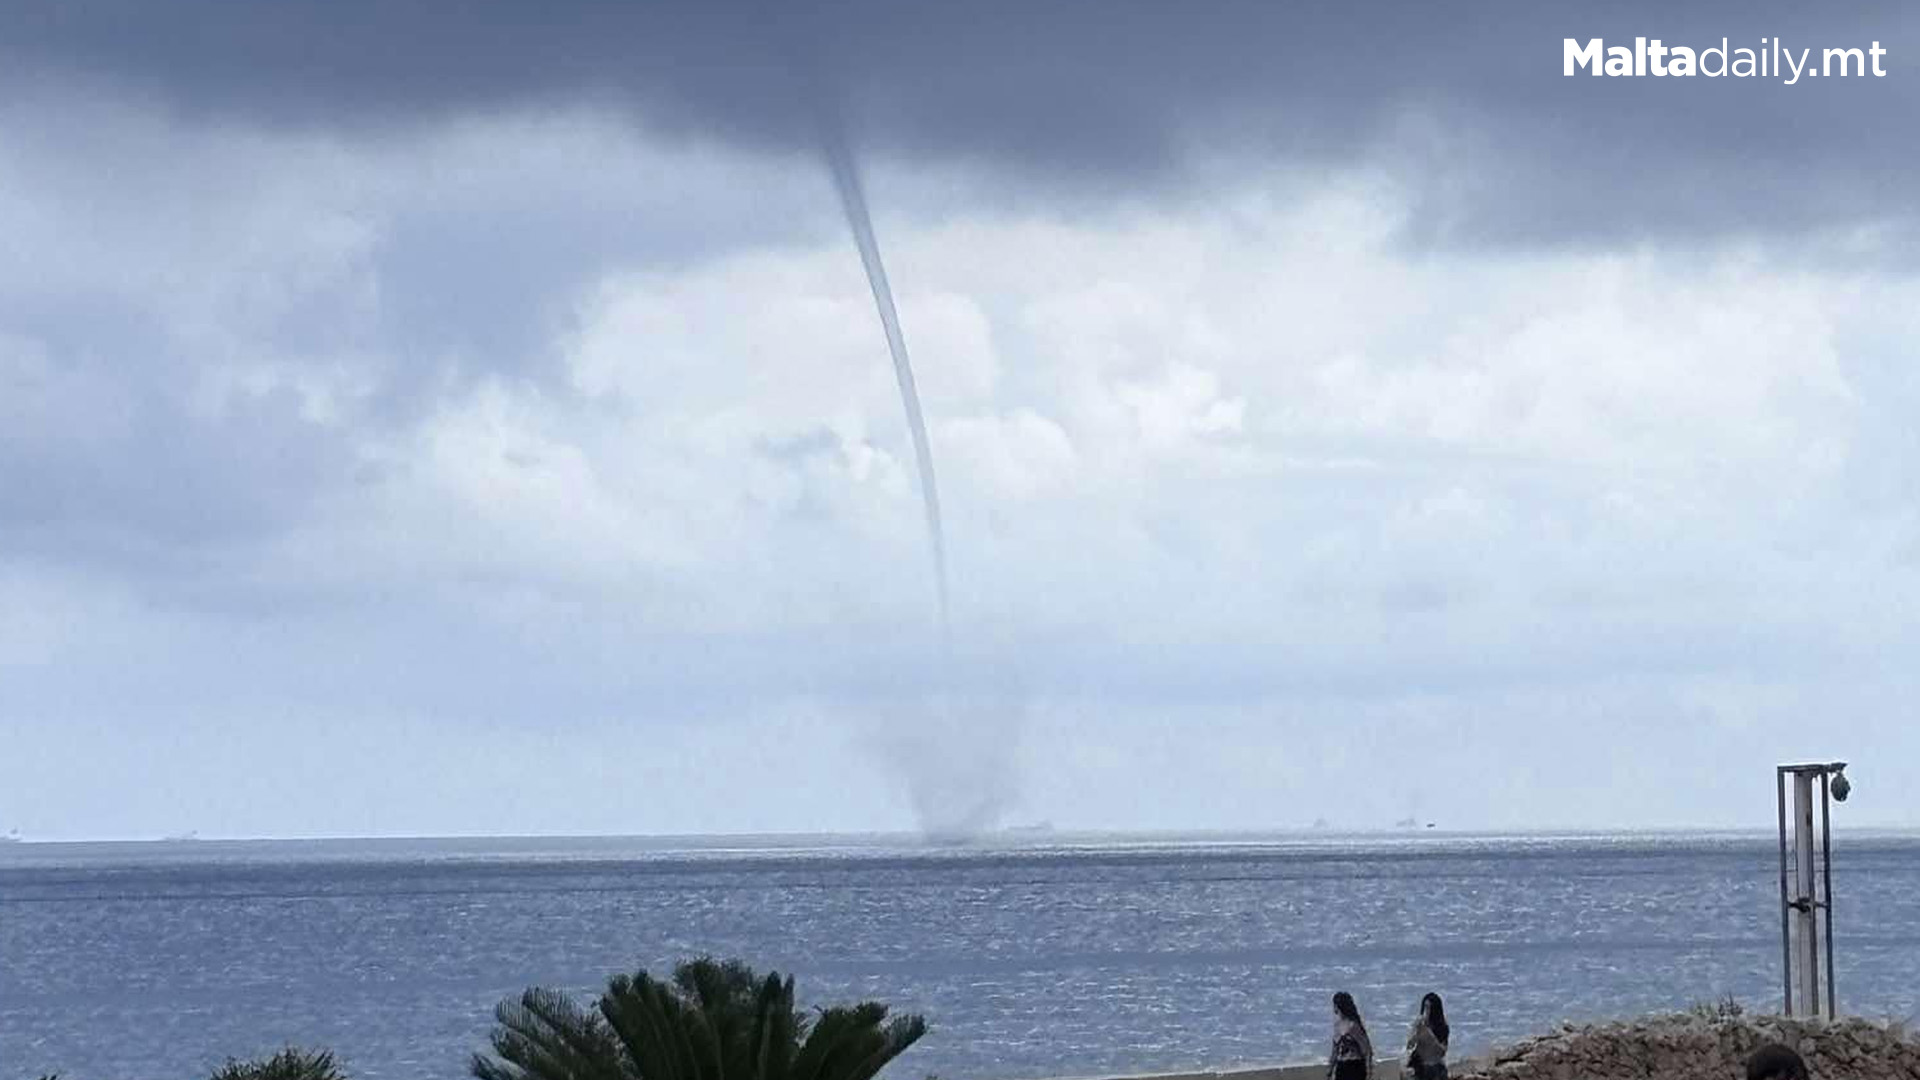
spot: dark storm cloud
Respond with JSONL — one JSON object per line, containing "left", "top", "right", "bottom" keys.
{"left": 4, "top": 0, "right": 1917, "bottom": 244}
{"left": 0, "top": 322, "right": 353, "bottom": 590}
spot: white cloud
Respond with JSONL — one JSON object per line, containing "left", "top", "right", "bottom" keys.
{"left": 941, "top": 409, "right": 1078, "bottom": 503}
{"left": 5, "top": 100, "right": 1920, "bottom": 835}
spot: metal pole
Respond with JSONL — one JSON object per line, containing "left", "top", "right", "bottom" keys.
{"left": 1822, "top": 771, "right": 1836, "bottom": 1017}
{"left": 1777, "top": 768, "right": 1792, "bottom": 1015}
{"left": 1793, "top": 772, "right": 1821, "bottom": 1016}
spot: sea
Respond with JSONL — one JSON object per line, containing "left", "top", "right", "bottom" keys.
{"left": 4, "top": 831, "right": 1918, "bottom": 1080}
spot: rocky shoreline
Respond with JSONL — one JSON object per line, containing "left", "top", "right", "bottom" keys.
{"left": 1084, "top": 1012, "right": 1920, "bottom": 1080}
{"left": 1454, "top": 1011, "right": 1920, "bottom": 1080}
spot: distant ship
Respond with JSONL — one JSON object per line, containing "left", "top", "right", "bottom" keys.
{"left": 0, "top": 830, "right": 21, "bottom": 844}
{"left": 162, "top": 831, "right": 202, "bottom": 842}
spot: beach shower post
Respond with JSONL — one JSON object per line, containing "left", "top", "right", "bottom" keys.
{"left": 1776, "top": 761, "right": 1848, "bottom": 1018}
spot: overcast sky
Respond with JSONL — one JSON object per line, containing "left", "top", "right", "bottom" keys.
{"left": 3, "top": 1, "right": 1918, "bottom": 840}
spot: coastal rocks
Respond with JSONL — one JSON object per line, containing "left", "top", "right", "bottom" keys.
{"left": 1452, "top": 1012, "right": 1920, "bottom": 1080}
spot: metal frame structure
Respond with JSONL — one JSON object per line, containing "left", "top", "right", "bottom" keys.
{"left": 1776, "top": 761, "right": 1845, "bottom": 1017}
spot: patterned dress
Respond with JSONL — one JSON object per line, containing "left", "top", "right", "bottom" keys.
{"left": 1328, "top": 1017, "right": 1374, "bottom": 1080}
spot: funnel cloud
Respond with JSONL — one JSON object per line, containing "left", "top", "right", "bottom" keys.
{"left": 4, "top": 0, "right": 1920, "bottom": 839}
{"left": 820, "top": 122, "right": 951, "bottom": 633}
{"left": 792, "top": 22, "right": 983, "bottom": 833}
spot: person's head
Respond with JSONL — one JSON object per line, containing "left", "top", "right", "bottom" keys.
{"left": 1419, "top": 992, "right": 1449, "bottom": 1043}
{"left": 1745, "top": 1043, "right": 1808, "bottom": 1080}
{"left": 1333, "top": 991, "right": 1362, "bottom": 1025}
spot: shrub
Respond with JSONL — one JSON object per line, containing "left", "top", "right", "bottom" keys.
{"left": 1686, "top": 994, "right": 1745, "bottom": 1021}
{"left": 208, "top": 1048, "right": 347, "bottom": 1080}
{"left": 474, "top": 956, "right": 927, "bottom": 1080}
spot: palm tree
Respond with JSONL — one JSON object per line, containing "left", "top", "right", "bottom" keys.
{"left": 208, "top": 1049, "right": 346, "bottom": 1080}
{"left": 473, "top": 957, "right": 927, "bottom": 1080}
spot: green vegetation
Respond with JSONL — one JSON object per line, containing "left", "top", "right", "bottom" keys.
{"left": 1685, "top": 994, "right": 1746, "bottom": 1021}
{"left": 208, "top": 1049, "right": 347, "bottom": 1080}
{"left": 21, "top": 958, "right": 925, "bottom": 1080}
{"left": 472, "top": 957, "right": 928, "bottom": 1080}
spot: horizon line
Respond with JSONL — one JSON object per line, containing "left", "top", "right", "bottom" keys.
{"left": 9, "top": 821, "right": 1920, "bottom": 846}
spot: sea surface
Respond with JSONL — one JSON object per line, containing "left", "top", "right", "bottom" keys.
{"left": 4, "top": 831, "right": 1918, "bottom": 1080}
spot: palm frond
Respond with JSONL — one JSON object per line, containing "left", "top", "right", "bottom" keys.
{"left": 472, "top": 1050, "right": 526, "bottom": 1080}
{"left": 474, "top": 987, "right": 622, "bottom": 1080}
{"left": 673, "top": 957, "right": 761, "bottom": 1014}
{"left": 678, "top": 957, "right": 764, "bottom": 1080}
{"left": 841, "top": 1016, "right": 929, "bottom": 1080}
{"left": 208, "top": 1048, "right": 345, "bottom": 1080}
{"left": 480, "top": 957, "right": 922, "bottom": 1080}
{"left": 791, "top": 1005, "right": 898, "bottom": 1080}
{"left": 603, "top": 972, "right": 704, "bottom": 1080}
{"left": 750, "top": 974, "right": 800, "bottom": 1080}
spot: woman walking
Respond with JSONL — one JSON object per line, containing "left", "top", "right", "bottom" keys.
{"left": 1327, "top": 991, "right": 1374, "bottom": 1080}
{"left": 1403, "top": 992, "right": 1449, "bottom": 1080}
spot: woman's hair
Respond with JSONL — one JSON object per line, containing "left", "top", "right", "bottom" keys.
{"left": 1420, "top": 992, "right": 1449, "bottom": 1046}
{"left": 1745, "top": 1044, "right": 1808, "bottom": 1080}
{"left": 1333, "top": 991, "right": 1362, "bottom": 1025}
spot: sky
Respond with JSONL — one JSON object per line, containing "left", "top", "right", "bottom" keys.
{"left": 2, "top": 1, "right": 1918, "bottom": 839}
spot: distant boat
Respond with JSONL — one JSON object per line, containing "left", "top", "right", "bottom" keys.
{"left": 162, "top": 831, "right": 201, "bottom": 842}
{"left": 0, "top": 830, "right": 21, "bottom": 844}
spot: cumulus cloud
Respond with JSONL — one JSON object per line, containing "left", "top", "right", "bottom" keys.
{"left": 3, "top": 12, "right": 1919, "bottom": 836}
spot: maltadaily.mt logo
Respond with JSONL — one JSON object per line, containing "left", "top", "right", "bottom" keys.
{"left": 1564, "top": 37, "right": 1888, "bottom": 83}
